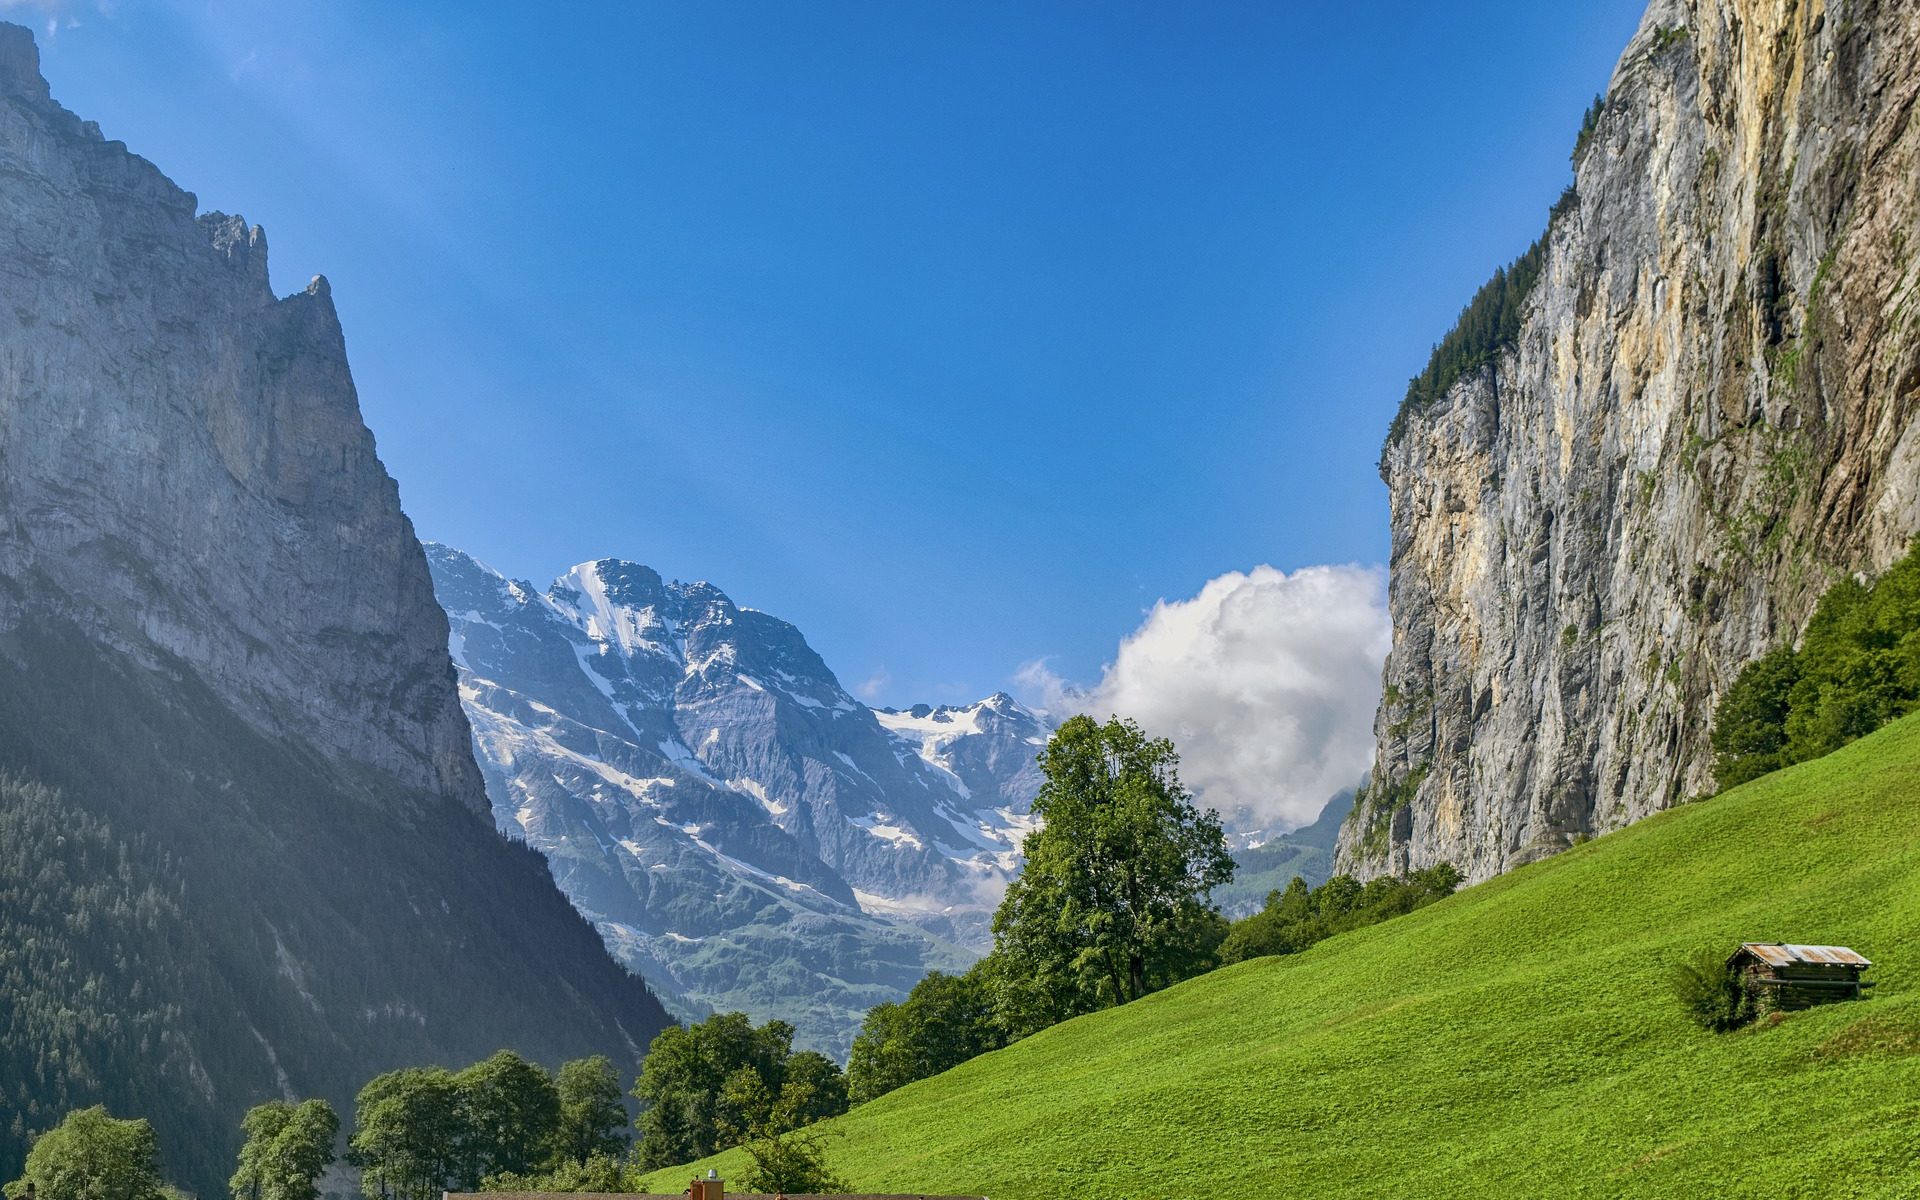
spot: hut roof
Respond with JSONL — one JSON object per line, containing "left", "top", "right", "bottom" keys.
{"left": 1733, "top": 943, "right": 1871, "bottom": 968}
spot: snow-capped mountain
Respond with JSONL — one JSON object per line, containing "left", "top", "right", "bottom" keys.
{"left": 424, "top": 543, "right": 1051, "bottom": 1055}
{"left": 874, "top": 694, "right": 1050, "bottom": 818}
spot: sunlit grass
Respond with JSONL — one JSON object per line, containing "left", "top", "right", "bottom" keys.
{"left": 643, "top": 713, "right": 1920, "bottom": 1198}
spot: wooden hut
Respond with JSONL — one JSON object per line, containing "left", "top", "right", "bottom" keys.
{"left": 1728, "top": 943, "right": 1872, "bottom": 1010}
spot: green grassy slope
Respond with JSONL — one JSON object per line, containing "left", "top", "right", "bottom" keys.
{"left": 645, "top": 714, "right": 1920, "bottom": 1199}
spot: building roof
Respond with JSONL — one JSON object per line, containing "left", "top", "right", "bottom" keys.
{"left": 1733, "top": 943, "right": 1871, "bottom": 968}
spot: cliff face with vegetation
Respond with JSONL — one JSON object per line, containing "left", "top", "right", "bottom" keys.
{"left": 1339, "top": 0, "right": 1920, "bottom": 880}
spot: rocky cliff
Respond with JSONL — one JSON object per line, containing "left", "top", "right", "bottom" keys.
{"left": 0, "top": 25, "right": 670, "bottom": 1193}
{"left": 0, "top": 28, "right": 479, "bottom": 808}
{"left": 1339, "top": 0, "right": 1920, "bottom": 880}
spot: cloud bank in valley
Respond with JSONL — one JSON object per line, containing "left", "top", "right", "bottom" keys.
{"left": 1019, "top": 564, "right": 1391, "bottom": 833}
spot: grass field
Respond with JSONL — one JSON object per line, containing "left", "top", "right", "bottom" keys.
{"left": 642, "top": 713, "right": 1920, "bottom": 1198}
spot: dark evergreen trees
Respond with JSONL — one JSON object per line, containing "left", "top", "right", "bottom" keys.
{"left": 1382, "top": 92, "right": 1611, "bottom": 468}
{"left": 1384, "top": 232, "right": 1552, "bottom": 463}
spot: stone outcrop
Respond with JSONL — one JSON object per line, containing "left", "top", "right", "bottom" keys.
{"left": 1339, "top": 0, "right": 1920, "bottom": 880}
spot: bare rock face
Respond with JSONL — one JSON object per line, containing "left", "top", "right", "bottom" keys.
{"left": 0, "top": 26, "right": 670, "bottom": 1194}
{"left": 0, "top": 21, "right": 479, "bottom": 807}
{"left": 1339, "top": 0, "right": 1920, "bottom": 880}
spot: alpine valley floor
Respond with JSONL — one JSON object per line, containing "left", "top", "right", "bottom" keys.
{"left": 644, "top": 712, "right": 1920, "bottom": 1198}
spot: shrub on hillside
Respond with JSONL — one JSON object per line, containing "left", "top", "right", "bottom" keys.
{"left": 1671, "top": 948, "right": 1756, "bottom": 1032}
{"left": 1711, "top": 541, "right": 1920, "bottom": 790}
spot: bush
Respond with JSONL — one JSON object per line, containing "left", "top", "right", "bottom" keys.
{"left": 734, "top": 1125, "right": 847, "bottom": 1196}
{"left": 1670, "top": 948, "right": 1756, "bottom": 1032}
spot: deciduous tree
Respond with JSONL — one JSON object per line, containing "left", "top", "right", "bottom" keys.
{"left": 552, "top": 1057, "right": 627, "bottom": 1167}
{"left": 846, "top": 967, "right": 1004, "bottom": 1103}
{"left": 229, "top": 1100, "right": 338, "bottom": 1200}
{"left": 454, "top": 1051, "right": 559, "bottom": 1184}
{"left": 6, "top": 1107, "right": 166, "bottom": 1200}
{"left": 990, "top": 716, "right": 1233, "bottom": 1031}
{"left": 348, "top": 1068, "right": 462, "bottom": 1200}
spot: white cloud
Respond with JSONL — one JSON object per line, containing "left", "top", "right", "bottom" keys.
{"left": 0, "top": 0, "right": 93, "bottom": 36}
{"left": 1018, "top": 564, "right": 1390, "bottom": 833}
{"left": 854, "top": 665, "right": 892, "bottom": 702}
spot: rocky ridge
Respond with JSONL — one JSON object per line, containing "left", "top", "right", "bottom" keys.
{"left": 426, "top": 544, "right": 1051, "bottom": 1055}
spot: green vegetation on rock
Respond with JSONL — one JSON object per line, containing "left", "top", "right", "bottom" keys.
{"left": 1712, "top": 541, "right": 1920, "bottom": 789}
{"left": 1382, "top": 93, "right": 1605, "bottom": 469}
{"left": 1383, "top": 232, "right": 1550, "bottom": 465}
{"left": 642, "top": 712, "right": 1920, "bottom": 1198}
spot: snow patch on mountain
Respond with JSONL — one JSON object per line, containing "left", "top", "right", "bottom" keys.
{"left": 424, "top": 542, "right": 1052, "bottom": 1055}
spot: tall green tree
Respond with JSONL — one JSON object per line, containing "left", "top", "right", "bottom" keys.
{"left": 348, "top": 1068, "right": 463, "bottom": 1200}
{"left": 990, "top": 716, "right": 1234, "bottom": 1033}
{"left": 229, "top": 1100, "right": 338, "bottom": 1200}
{"left": 453, "top": 1051, "right": 560, "bottom": 1184}
{"left": 5, "top": 1108, "right": 166, "bottom": 1200}
{"left": 552, "top": 1057, "right": 628, "bottom": 1168}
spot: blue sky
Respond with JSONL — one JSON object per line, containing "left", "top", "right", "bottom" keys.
{"left": 30, "top": 0, "right": 1647, "bottom": 708}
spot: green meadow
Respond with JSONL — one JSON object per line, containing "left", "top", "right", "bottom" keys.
{"left": 646, "top": 713, "right": 1920, "bottom": 1198}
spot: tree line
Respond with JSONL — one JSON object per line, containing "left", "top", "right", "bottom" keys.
{"left": 2, "top": 1030, "right": 847, "bottom": 1200}
{"left": 843, "top": 715, "right": 1461, "bottom": 1106}
{"left": 4, "top": 715, "right": 1460, "bottom": 1196}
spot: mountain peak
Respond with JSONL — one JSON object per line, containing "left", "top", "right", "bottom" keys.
{"left": 0, "top": 22, "right": 49, "bottom": 103}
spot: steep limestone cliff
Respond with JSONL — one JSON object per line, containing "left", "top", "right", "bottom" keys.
{"left": 0, "top": 25, "right": 669, "bottom": 1193}
{"left": 1339, "top": 0, "right": 1920, "bottom": 880}
{"left": 0, "top": 26, "right": 477, "bottom": 806}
